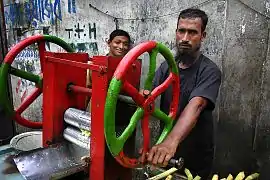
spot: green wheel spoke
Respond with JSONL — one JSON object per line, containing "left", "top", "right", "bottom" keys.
{"left": 144, "top": 49, "right": 158, "bottom": 90}
{"left": 10, "top": 67, "right": 43, "bottom": 88}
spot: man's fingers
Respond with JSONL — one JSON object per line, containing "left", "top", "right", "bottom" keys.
{"left": 165, "top": 154, "right": 172, "bottom": 162}
{"left": 145, "top": 145, "right": 175, "bottom": 167}
{"left": 138, "top": 148, "right": 143, "bottom": 154}
{"left": 147, "top": 147, "right": 156, "bottom": 162}
{"left": 138, "top": 154, "right": 144, "bottom": 163}
{"left": 138, "top": 148, "right": 144, "bottom": 163}
{"left": 152, "top": 150, "right": 161, "bottom": 165}
{"left": 164, "top": 154, "right": 172, "bottom": 166}
{"left": 139, "top": 151, "right": 147, "bottom": 163}
{"left": 157, "top": 152, "right": 166, "bottom": 165}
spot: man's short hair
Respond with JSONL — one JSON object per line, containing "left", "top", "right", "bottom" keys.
{"left": 109, "top": 29, "right": 131, "bottom": 43}
{"left": 177, "top": 8, "right": 208, "bottom": 32}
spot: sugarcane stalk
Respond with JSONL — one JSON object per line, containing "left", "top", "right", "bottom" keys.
{"left": 235, "top": 172, "right": 245, "bottom": 180}
{"left": 147, "top": 167, "right": 178, "bottom": 180}
{"left": 226, "top": 174, "right": 233, "bottom": 180}
{"left": 80, "top": 129, "right": 91, "bottom": 137}
{"left": 193, "top": 175, "right": 201, "bottom": 180}
{"left": 165, "top": 175, "right": 173, "bottom": 180}
{"left": 212, "top": 174, "right": 218, "bottom": 180}
{"left": 245, "top": 173, "right": 259, "bottom": 180}
{"left": 184, "top": 168, "right": 193, "bottom": 180}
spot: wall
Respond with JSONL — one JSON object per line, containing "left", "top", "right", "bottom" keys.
{"left": 3, "top": 0, "right": 270, "bottom": 177}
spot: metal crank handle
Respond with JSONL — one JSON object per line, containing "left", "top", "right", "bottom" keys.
{"left": 168, "top": 157, "right": 184, "bottom": 169}
{"left": 144, "top": 152, "right": 184, "bottom": 169}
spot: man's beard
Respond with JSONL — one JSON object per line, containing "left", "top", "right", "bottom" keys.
{"left": 176, "top": 43, "right": 200, "bottom": 66}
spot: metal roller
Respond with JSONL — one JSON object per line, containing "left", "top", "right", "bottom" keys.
{"left": 118, "top": 94, "right": 135, "bottom": 105}
{"left": 64, "top": 108, "right": 91, "bottom": 131}
{"left": 63, "top": 126, "right": 90, "bottom": 150}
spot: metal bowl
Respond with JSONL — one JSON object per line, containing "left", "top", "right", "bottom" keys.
{"left": 10, "top": 131, "right": 42, "bottom": 151}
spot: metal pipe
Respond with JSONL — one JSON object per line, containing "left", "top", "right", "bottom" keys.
{"left": 118, "top": 94, "right": 135, "bottom": 105}
{"left": 68, "top": 85, "right": 92, "bottom": 97}
{"left": 63, "top": 126, "right": 90, "bottom": 150}
{"left": 64, "top": 108, "right": 91, "bottom": 131}
{"left": 68, "top": 84, "right": 135, "bottom": 105}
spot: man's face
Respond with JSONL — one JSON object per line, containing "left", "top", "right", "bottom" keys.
{"left": 108, "top": 36, "right": 130, "bottom": 57}
{"left": 176, "top": 18, "right": 206, "bottom": 63}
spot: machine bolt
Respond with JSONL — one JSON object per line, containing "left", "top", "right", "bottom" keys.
{"left": 132, "top": 63, "right": 136, "bottom": 69}
{"left": 148, "top": 103, "right": 153, "bottom": 111}
{"left": 45, "top": 141, "right": 52, "bottom": 145}
{"left": 143, "top": 90, "right": 150, "bottom": 98}
{"left": 168, "top": 157, "right": 184, "bottom": 169}
{"left": 143, "top": 172, "right": 150, "bottom": 178}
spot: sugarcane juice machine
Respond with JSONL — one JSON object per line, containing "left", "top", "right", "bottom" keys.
{"left": 0, "top": 35, "right": 181, "bottom": 180}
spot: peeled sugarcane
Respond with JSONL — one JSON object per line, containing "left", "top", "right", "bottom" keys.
{"left": 81, "top": 129, "right": 91, "bottom": 137}
{"left": 211, "top": 172, "right": 259, "bottom": 180}
{"left": 227, "top": 174, "right": 233, "bottom": 180}
{"left": 235, "top": 172, "right": 245, "bottom": 180}
{"left": 245, "top": 173, "right": 259, "bottom": 180}
{"left": 147, "top": 167, "right": 178, "bottom": 180}
{"left": 193, "top": 175, "right": 201, "bottom": 180}
{"left": 147, "top": 166, "right": 259, "bottom": 180}
{"left": 212, "top": 174, "right": 218, "bottom": 180}
{"left": 165, "top": 175, "right": 173, "bottom": 180}
{"left": 184, "top": 168, "right": 193, "bottom": 180}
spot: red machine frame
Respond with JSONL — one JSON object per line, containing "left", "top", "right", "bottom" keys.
{"left": 42, "top": 52, "right": 141, "bottom": 180}
{"left": 0, "top": 35, "right": 179, "bottom": 179}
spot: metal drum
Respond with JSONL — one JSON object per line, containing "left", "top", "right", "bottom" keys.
{"left": 64, "top": 108, "right": 91, "bottom": 131}
{"left": 63, "top": 127, "right": 90, "bottom": 150}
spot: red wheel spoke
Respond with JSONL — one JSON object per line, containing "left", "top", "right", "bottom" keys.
{"left": 141, "top": 115, "right": 150, "bottom": 153}
{"left": 169, "top": 74, "right": 180, "bottom": 119}
{"left": 38, "top": 41, "right": 46, "bottom": 72}
{"left": 14, "top": 113, "right": 42, "bottom": 129}
{"left": 122, "top": 81, "right": 145, "bottom": 106}
{"left": 115, "top": 151, "right": 140, "bottom": 168}
{"left": 16, "top": 87, "right": 42, "bottom": 114}
{"left": 151, "top": 73, "right": 174, "bottom": 99}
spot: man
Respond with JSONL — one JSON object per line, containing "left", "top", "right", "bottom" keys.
{"left": 145, "top": 8, "right": 222, "bottom": 179}
{"left": 85, "top": 29, "right": 134, "bottom": 180}
{"left": 86, "top": 29, "right": 131, "bottom": 90}
{"left": 103, "top": 29, "right": 135, "bottom": 180}
{"left": 85, "top": 29, "right": 131, "bottom": 108}
{"left": 107, "top": 29, "right": 131, "bottom": 57}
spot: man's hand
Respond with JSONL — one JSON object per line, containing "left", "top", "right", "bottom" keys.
{"left": 146, "top": 97, "right": 207, "bottom": 166}
{"left": 147, "top": 142, "right": 177, "bottom": 167}
{"left": 147, "top": 138, "right": 178, "bottom": 167}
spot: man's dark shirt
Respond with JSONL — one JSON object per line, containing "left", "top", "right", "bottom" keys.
{"left": 153, "top": 54, "right": 221, "bottom": 178}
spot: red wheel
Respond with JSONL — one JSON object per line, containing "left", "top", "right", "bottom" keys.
{"left": 0, "top": 35, "right": 74, "bottom": 129}
{"left": 104, "top": 41, "right": 180, "bottom": 168}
